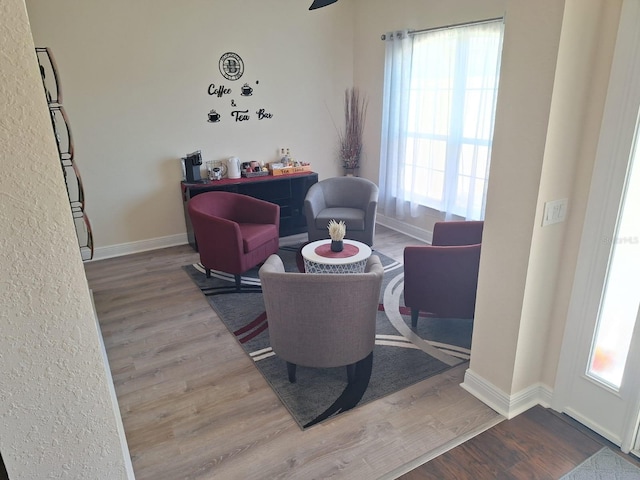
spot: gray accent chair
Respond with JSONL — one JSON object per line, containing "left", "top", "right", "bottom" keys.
{"left": 258, "top": 254, "right": 384, "bottom": 383}
{"left": 304, "top": 176, "right": 379, "bottom": 246}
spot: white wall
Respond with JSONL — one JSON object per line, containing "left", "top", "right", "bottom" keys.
{"left": 519, "top": 0, "right": 621, "bottom": 392}
{"left": 25, "top": 0, "right": 355, "bottom": 256}
{"left": 469, "top": 0, "right": 566, "bottom": 402}
{"left": 467, "top": 0, "right": 621, "bottom": 409}
{"left": 0, "top": 0, "right": 132, "bottom": 478}
{"left": 540, "top": 0, "right": 621, "bottom": 390}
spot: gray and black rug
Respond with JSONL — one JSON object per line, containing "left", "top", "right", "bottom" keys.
{"left": 184, "top": 246, "right": 472, "bottom": 429}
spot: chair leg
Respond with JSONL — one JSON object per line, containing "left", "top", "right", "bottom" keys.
{"left": 346, "top": 363, "right": 356, "bottom": 384}
{"left": 411, "top": 308, "right": 420, "bottom": 328}
{"left": 206, "top": 268, "right": 211, "bottom": 278}
{"left": 234, "top": 274, "right": 241, "bottom": 292}
{"left": 287, "top": 362, "right": 297, "bottom": 383}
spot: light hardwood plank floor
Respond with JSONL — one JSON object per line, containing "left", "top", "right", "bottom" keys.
{"left": 85, "top": 225, "right": 502, "bottom": 480}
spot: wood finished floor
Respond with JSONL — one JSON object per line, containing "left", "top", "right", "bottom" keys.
{"left": 85, "top": 226, "right": 504, "bottom": 479}
{"left": 87, "top": 225, "right": 640, "bottom": 479}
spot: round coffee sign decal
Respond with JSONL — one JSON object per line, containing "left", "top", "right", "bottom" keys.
{"left": 219, "top": 52, "right": 244, "bottom": 81}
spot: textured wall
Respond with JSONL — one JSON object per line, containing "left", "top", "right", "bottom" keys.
{"left": 0, "top": 0, "right": 131, "bottom": 478}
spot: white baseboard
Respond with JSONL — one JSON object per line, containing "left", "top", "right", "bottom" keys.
{"left": 461, "top": 368, "right": 554, "bottom": 419}
{"left": 89, "top": 290, "right": 136, "bottom": 479}
{"left": 87, "top": 218, "right": 426, "bottom": 262}
{"left": 376, "top": 215, "right": 433, "bottom": 244}
{"left": 89, "top": 233, "right": 189, "bottom": 261}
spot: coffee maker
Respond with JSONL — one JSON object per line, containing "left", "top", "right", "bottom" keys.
{"left": 183, "top": 150, "right": 205, "bottom": 183}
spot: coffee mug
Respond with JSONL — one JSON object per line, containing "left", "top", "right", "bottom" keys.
{"left": 210, "top": 167, "right": 222, "bottom": 180}
{"left": 208, "top": 110, "right": 221, "bottom": 122}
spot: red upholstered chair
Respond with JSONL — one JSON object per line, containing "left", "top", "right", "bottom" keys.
{"left": 188, "top": 191, "right": 280, "bottom": 293}
{"left": 403, "top": 221, "right": 484, "bottom": 328}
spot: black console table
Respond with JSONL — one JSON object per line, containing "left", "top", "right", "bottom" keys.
{"left": 181, "top": 172, "right": 318, "bottom": 250}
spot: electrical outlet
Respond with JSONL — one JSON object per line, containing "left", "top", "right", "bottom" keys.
{"left": 542, "top": 198, "right": 568, "bottom": 226}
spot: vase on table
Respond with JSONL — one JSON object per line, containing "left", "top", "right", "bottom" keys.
{"left": 343, "top": 166, "right": 359, "bottom": 177}
{"left": 331, "top": 240, "right": 344, "bottom": 252}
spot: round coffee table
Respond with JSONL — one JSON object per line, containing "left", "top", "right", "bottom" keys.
{"left": 301, "top": 239, "right": 372, "bottom": 274}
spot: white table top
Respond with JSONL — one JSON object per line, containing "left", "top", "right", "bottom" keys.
{"left": 301, "top": 239, "right": 372, "bottom": 265}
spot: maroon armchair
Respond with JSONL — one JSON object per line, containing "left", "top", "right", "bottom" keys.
{"left": 403, "top": 221, "right": 484, "bottom": 327}
{"left": 188, "top": 191, "right": 280, "bottom": 293}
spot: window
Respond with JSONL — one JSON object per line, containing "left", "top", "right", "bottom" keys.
{"left": 379, "top": 20, "right": 504, "bottom": 220}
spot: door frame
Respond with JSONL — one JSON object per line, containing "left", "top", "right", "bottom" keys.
{"left": 552, "top": 0, "right": 640, "bottom": 453}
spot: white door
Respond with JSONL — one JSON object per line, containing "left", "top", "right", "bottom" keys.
{"left": 553, "top": 0, "right": 640, "bottom": 455}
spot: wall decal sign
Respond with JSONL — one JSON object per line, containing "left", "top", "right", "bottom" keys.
{"left": 208, "top": 84, "right": 232, "bottom": 97}
{"left": 207, "top": 55, "right": 273, "bottom": 124}
{"left": 225, "top": 108, "right": 274, "bottom": 123}
{"left": 219, "top": 52, "right": 244, "bottom": 81}
{"left": 231, "top": 110, "right": 250, "bottom": 122}
{"left": 208, "top": 109, "right": 221, "bottom": 123}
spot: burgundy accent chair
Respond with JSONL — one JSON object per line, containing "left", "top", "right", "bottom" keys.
{"left": 403, "top": 221, "right": 484, "bottom": 328}
{"left": 259, "top": 254, "right": 384, "bottom": 383}
{"left": 188, "top": 191, "right": 280, "bottom": 293}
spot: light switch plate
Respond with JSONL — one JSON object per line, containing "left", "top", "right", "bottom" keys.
{"left": 542, "top": 198, "right": 568, "bottom": 226}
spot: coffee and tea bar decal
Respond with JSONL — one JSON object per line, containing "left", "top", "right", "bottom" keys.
{"left": 207, "top": 52, "right": 274, "bottom": 124}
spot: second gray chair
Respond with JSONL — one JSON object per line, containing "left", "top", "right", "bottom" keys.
{"left": 258, "top": 254, "right": 384, "bottom": 383}
{"left": 304, "top": 176, "right": 379, "bottom": 246}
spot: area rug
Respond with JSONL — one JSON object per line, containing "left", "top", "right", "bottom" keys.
{"left": 560, "top": 447, "right": 640, "bottom": 479}
{"left": 183, "top": 245, "right": 472, "bottom": 429}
